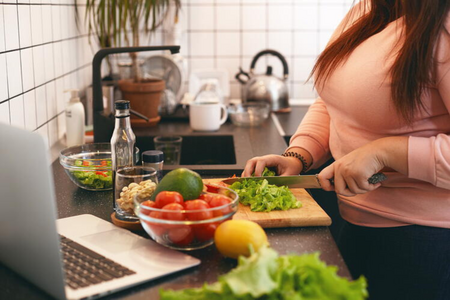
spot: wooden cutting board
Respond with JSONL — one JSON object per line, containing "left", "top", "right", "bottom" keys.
{"left": 204, "top": 179, "right": 332, "bottom": 228}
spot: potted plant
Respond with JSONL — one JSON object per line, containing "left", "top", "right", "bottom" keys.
{"left": 83, "top": 0, "right": 181, "bottom": 126}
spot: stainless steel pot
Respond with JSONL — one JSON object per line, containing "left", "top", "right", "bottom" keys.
{"left": 235, "top": 49, "right": 290, "bottom": 112}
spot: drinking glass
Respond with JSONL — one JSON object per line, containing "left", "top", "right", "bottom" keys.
{"left": 153, "top": 136, "right": 182, "bottom": 165}
{"left": 114, "top": 166, "right": 158, "bottom": 221}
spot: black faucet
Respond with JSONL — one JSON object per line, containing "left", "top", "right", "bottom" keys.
{"left": 92, "top": 46, "right": 180, "bottom": 142}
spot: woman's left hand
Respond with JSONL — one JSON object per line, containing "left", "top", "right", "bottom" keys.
{"left": 317, "top": 137, "right": 408, "bottom": 196}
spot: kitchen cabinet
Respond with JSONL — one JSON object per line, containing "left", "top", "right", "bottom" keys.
{"left": 0, "top": 107, "right": 351, "bottom": 300}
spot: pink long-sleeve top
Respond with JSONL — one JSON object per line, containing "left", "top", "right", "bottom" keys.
{"left": 288, "top": 2, "right": 450, "bottom": 228}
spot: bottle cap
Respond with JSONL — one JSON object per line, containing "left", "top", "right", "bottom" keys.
{"left": 142, "top": 150, "right": 164, "bottom": 163}
{"left": 115, "top": 100, "right": 130, "bottom": 110}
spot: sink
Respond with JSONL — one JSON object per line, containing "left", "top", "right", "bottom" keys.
{"left": 135, "top": 135, "right": 237, "bottom": 166}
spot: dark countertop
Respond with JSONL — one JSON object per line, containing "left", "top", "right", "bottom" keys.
{"left": 0, "top": 107, "right": 350, "bottom": 300}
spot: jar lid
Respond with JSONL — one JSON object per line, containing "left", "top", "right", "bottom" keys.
{"left": 142, "top": 150, "right": 164, "bottom": 163}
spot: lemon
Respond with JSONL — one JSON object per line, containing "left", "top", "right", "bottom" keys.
{"left": 214, "top": 220, "right": 269, "bottom": 259}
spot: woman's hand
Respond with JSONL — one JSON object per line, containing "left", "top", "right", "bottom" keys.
{"left": 317, "top": 137, "right": 408, "bottom": 196}
{"left": 242, "top": 155, "right": 304, "bottom": 177}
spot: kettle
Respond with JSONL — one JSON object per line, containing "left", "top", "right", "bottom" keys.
{"left": 235, "top": 49, "right": 290, "bottom": 112}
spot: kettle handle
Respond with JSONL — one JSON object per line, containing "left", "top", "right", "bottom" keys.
{"left": 235, "top": 67, "right": 251, "bottom": 84}
{"left": 250, "top": 49, "right": 289, "bottom": 80}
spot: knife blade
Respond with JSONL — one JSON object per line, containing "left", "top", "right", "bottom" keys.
{"left": 222, "top": 173, "right": 387, "bottom": 189}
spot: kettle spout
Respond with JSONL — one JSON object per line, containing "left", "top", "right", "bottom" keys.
{"left": 235, "top": 67, "right": 251, "bottom": 85}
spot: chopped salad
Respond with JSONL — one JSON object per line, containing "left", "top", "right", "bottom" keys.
{"left": 70, "top": 159, "right": 113, "bottom": 190}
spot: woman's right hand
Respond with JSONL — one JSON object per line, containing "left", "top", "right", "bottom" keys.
{"left": 242, "top": 154, "right": 304, "bottom": 177}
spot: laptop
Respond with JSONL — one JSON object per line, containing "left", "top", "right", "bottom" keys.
{"left": 0, "top": 123, "right": 200, "bottom": 300}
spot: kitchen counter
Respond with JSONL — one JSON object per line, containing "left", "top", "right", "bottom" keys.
{"left": 0, "top": 106, "right": 351, "bottom": 300}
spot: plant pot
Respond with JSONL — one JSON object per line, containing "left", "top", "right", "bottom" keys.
{"left": 118, "top": 79, "right": 165, "bottom": 127}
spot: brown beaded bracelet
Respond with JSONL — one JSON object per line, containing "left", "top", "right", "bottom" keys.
{"left": 281, "top": 151, "right": 310, "bottom": 173}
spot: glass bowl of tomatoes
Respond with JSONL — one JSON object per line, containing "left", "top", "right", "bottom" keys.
{"left": 134, "top": 185, "right": 239, "bottom": 251}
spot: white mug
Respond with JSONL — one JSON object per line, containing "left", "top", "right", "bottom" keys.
{"left": 189, "top": 102, "right": 228, "bottom": 131}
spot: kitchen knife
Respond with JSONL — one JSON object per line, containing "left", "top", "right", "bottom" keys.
{"left": 222, "top": 173, "right": 387, "bottom": 189}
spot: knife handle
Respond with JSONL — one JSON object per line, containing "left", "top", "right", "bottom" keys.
{"left": 328, "top": 172, "right": 387, "bottom": 185}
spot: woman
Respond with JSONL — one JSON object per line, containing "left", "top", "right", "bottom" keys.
{"left": 243, "top": 1, "right": 450, "bottom": 299}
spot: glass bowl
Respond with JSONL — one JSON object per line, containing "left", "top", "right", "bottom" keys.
{"left": 134, "top": 185, "right": 239, "bottom": 251}
{"left": 228, "top": 102, "right": 271, "bottom": 127}
{"left": 59, "top": 143, "right": 139, "bottom": 191}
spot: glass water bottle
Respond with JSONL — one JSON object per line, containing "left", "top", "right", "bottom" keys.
{"left": 111, "top": 100, "right": 136, "bottom": 171}
{"left": 111, "top": 100, "right": 136, "bottom": 220}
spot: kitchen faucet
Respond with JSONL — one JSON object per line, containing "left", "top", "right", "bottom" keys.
{"left": 92, "top": 46, "right": 180, "bottom": 142}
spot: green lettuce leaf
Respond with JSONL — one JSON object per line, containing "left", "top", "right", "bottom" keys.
{"left": 160, "top": 246, "right": 368, "bottom": 300}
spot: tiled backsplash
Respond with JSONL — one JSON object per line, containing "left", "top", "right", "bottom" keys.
{"left": 0, "top": 0, "right": 353, "bottom": 148}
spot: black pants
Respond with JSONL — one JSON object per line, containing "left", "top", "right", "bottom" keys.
{"left": 338, "top": 222, "right": 450, "bottom": 300}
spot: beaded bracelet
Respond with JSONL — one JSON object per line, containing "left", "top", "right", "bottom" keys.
{"left": 281, "top": 151, "right": 310, "bottom": 173}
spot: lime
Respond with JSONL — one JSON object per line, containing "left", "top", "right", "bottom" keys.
{"left": 151, "top": 168, "right": 203, "bottom": 201}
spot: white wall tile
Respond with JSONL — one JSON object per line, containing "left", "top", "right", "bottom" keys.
{"left": 242, "top": 32, "right": 266, "bottom": 57}
{"left": 53, "top": 41, "right": 63, "bottom": 77}
{"left": 294, "top": 32, "right": 319, "bottom": 56}
{"left": 57, "top": 113, "right": 66, "bottom": 140}
{"left": 30, "top": 5, "right": 43, "bottom": 45}
{"left": 21, "top": 48, "right": 34, "bottom": 91}
{"left": 189, "top": 5, "right": 214, "bottom": 30}
{"left": 319, "top": 30, "right": 334, "bottom": 52}
{"left": 268, "top": 5, "right": 293, "bottom": 30}
{"left": 189, "top": 58, "right": 214, "bottom": 72}
{"left": 0, "top": 6, "right": 5, "bottom": 52}
{"left": 216, "top": 32, "right": 240, "bottom": 56}
{"left": 9, "top": 95, "right": 25, "bottom": 129}
{"left": 293, "top": 57, "right": 315, "bottom": 81}
{"left": 35, "top": 85, "right": 47, "bottom": 126}
{"left": 6, "top": 51, "right": 23, "bottom": 97}
{"left": 4, "top": 5, "right": 20, "bottom": 50}
{"left": 242, "top": 56, "right": 266, "bottom": 75}
{"left": 190, "top": 32, "right": 214, "bottom": 57}
{"left": 0, "top": 101, "right": 10, "bottom": 125}
{"left": 268, "top": 31, "right": 292, "bottom": 56}
{"left": 216, "top": 58, "right": 240, "bottom": 81}
{"left": 216, "top": 5, "right": 240, "bottom": 31}
{"left": 18, "top": 5, "right": 32, "bottom": 48}
{"left": 55, "top": 77, "right": 65, "bottom": 113}
{"left": 42, "top": 5, "right": 53, "bottom": 43}
{"left": 52, "top": 6, "right": 62, "bottom": 40}
{"left": 48, "top": 117, "right": 58, "bottom": 147}
{"left": 292, "top": 81, "right": 317, "bottom": 99}
{"left": 24, "top": 90, "right": 37, "bottom": 130}
{"left": 0, "top": 54, "right": 8, "bottom": 101}
{"left": 319, "top": 4, "right": 345, "bottom": 31}
{"left": 295, "top": 4, "right": 319, "bottom": 30}
{"left": 46, "top": 81, "right": 56, "bottom": 119}
{"left": 33, "top": 45, "right": 45, "bottom": 86}
{"left": 36, "top": 124, "right": 49, "bottom": 149}
{"left": 44, "top": 44, "right": 55, "bottom": 82}
{"left": 242, "top": 5, "right": 266, "bottom": 30}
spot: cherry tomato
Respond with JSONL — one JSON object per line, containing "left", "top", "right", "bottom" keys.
{"left": 95, "top": 171, "right": 108, "bottom": 177}
{"left": 209, "top": 196, "right": 232, "bottom": 217}
{"left": 139, "top": 200, "right": 156, "bottom": 215}
{"left": 193, "top": 223, "right": 218, "bottom": 242}
{"left": 82, "top": 160, "right": 90, "bottom": 166}
{"left": 184, "top": 200, "right": 213, "bottom": 221}
{"left": 145, "top": 211, "right": 166, "bottom": 236}
{"left": 168, "top": 226, "right": 194, "bottom": 246}
{"left": 100, "top": 160, "right": 108, "bottom": 166}
{"left": 161, "top": 203, "right": 185, "bottom": 221}
{"left": 155, "top": 191, "right": 184, "bottom": 208}
{"left": 199, "top": 194, "right": 218, "bottom": 204}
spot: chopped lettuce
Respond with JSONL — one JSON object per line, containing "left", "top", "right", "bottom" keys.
{"left": 230, "top": 168, "right": 300, "bottom": 212}
{"left": 71, "top": 159, "right": 113, "bottom": 190}
{"left": 160, "top": 246, "right": 368, "bottom": 300}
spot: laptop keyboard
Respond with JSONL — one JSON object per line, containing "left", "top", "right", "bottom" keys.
{"left": 60, "top": 235, "right": 136, "bottom": 290}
